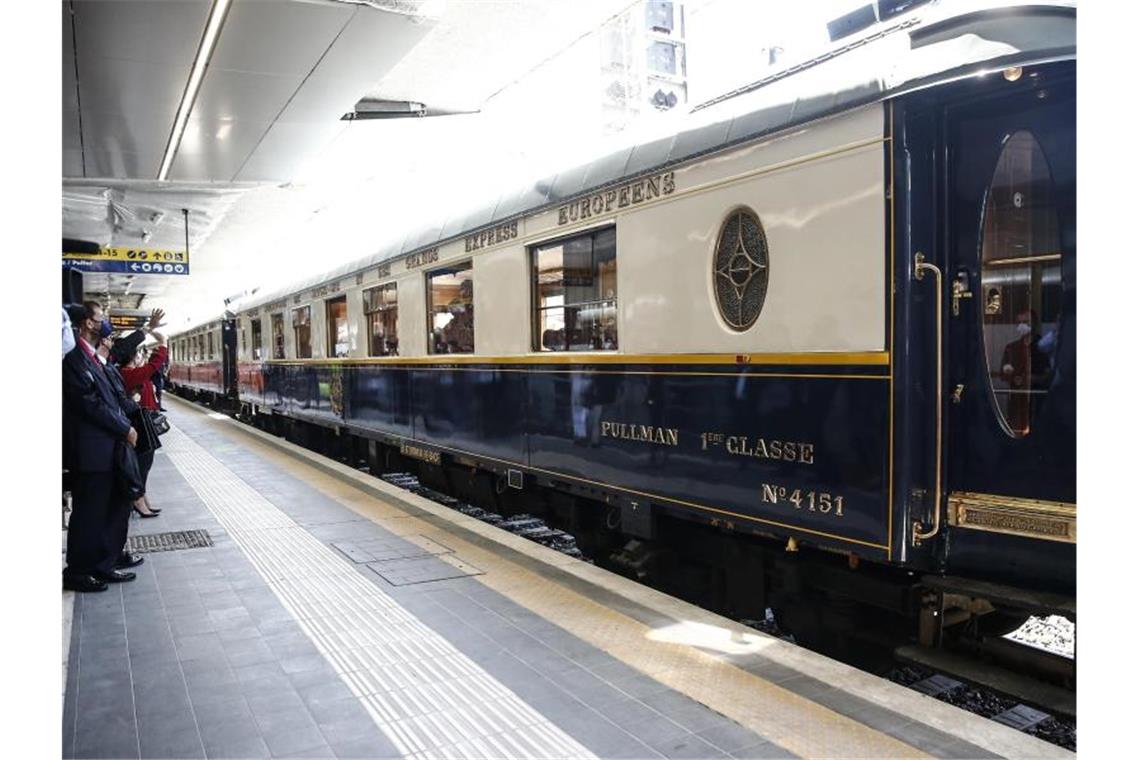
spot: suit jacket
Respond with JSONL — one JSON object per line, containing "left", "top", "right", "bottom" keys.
{"left": 62, "top": 343, "right": 132, "bottom": 473}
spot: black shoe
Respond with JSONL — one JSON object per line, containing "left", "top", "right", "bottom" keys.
{"left": 116, "top": 553, "right": 144, "bottom": 569}
{"left": 95, "top": 569, "right": 136, "bottom": 583}
{"left": 132, "top": 503, "right": 159, "bottom": 518}
{"left": 64, "top": 574, "right": 108, "bottom": 593}
{"left": 158, "top": 406, "right": 168, "bottom": 412}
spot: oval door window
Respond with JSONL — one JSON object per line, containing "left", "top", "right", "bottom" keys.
{"left": 979, "top": 131, "right": 1063, "bottom": 438}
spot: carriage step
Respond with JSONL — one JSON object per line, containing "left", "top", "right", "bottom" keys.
{"left": 922, "top": 575, "right": 1075, "bottom": 619}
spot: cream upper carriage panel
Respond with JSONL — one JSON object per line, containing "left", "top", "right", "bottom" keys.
{"left": 396, "top": 268, "right": 428, "bottom": 357}
{"left": 473, "top": 243, "right": 530, "bottom": 356}
{"left": 619, "top": 106, "right": 885, "bottom": 355}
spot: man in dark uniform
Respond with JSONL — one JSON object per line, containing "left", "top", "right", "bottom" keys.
{"left": 97, "top": 324, "right": 152, "bottom": 569}
{"left": 62, "top": 302, "right": 139, "bottom": 592}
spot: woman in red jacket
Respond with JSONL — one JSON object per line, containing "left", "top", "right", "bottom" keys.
{"left": 120, "top": 332, "right": 168, "bottom": 516}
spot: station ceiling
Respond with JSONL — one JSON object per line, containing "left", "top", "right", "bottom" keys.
{"left": 62, "top": 0, "right": 636, "bottom": 324}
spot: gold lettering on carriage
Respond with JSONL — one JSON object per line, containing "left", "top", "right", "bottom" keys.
{"left": 465, "top": 221, "right": 518, "bottom": 252}
{"left": 558, "top": 171, "right": 676, "bottom": 226}
{"left": 405, "top": 247, "right": 439, "bottom": 270}
{"left": 600, "top": 421, "right": 679, "bottom": 447}
{"left": 700, "top": 432, "right": 814, "bottom": 465}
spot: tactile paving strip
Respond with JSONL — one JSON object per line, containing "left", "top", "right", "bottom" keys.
{"left": 163, "top": 427, "right": 592, "bottom": 759}
{"left": 126, "top": 529, "right": 213, "bottom": 554}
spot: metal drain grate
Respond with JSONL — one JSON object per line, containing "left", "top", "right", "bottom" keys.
{"left": 127, "top": 529, "right": 213, "bottom": 554}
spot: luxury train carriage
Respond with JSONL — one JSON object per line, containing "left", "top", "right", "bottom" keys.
{"left": 172, "top": 4, "right": 1075, "bottom": 660}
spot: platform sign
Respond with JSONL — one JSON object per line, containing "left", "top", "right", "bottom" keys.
{"left": 109, "top": 313, "right": 148, "bottom": 331}
{"left": 62, "top": 246, "right": 190, "bottom": 275}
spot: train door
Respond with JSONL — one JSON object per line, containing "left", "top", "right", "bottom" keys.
{"left": 222, "top": 319, "right": 238, "bottom": 401}
{"left": 939, "top": 64, "right": 1075, "bottom": 588}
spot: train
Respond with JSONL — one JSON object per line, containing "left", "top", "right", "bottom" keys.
{"left": 169, "top": 2, "right": 1076, "bottom": 673}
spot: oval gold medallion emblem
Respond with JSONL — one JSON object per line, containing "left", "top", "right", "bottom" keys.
{"left": 713, "top": 207, "right": 769, "bottom": 331}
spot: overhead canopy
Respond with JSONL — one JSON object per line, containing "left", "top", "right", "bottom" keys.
{"left": 63, "top": 0, "right": 438, "bottom": 182}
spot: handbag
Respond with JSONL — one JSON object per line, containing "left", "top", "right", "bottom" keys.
{"left": 150, "top": 411, "right": 170, "bottom": 436}
{"left": 131, "top": 409, "right": 162, "bottom": 454}
{"left": 113, "top": 439, "right": 146, "bottom": 500}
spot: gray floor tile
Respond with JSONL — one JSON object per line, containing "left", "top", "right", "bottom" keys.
{"left": 605, "top": 700, "right": 690, "bottom": 746}
{"left": 234, "top": 661, "right": 286, "bottom": 684}
{"left": 169, "top": 615, "right": 218, "bottom": 638}
{"left": 246, "top": 688, "right": 308, "bottom": 721}
{"left": 134, "top": 681, "right": 193, "bottom": 719}
{"left": 193, "top": 694, "right": 254, "bottom": 727}
{"left": 315, "top": 710, "right": 386, "bottom": 746}
{"left": 544, "top": 663, "right": 611, "bottom": 696}
{"left": 188, "top": 678, "right": 247, "bottom": 708}
{"left": 283, "top": 745, "right": 335, "bottom": 758}
{"left": 74, "top": 707, "right": 139, "bottom": 759}
{"left": 252, "top": 704, "right": 319, "bottom": 736}
{"left": 730, "top": 740, "right": 800, "bottom": 759}
{"left": 279, "top": 652, "right": 328, "bottom": 676}
{"left": 652, "top": 733, "right": 730, "bottom": 758}
{"left": 641, "top": 689, "right": 731, "bottom": 733}
{"left": 138, "top": 716, "right": 204, "bottom": 759}
{"left": 697, "top": 719, "right": 770, "bottom": 754}
{"left": 607, "top": 672, "right": 674, "bottom": 701}
{"left": 297, "top": 679, "right": 355, "bottom": 710}
{"left": 224, "top": 637, "right": 277, "bottom": 668}
{"left": 264, "top": 724, "right": 329, "bottom": 757}
{"left": 201, "top": 719, "right": 271, "bottom": 759}
{"left": 175, "top": 632, "right": 227, "bottom": 662}
{"left": 308, "top": 695, "right": 372, "bottom": 727}
{"left": 238, "top": 672, "right": 296, "bottom": 698}
{"left": 329, "top": 735, "right": 403, "bottom": 759}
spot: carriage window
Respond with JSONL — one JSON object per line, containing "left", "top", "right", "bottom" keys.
{"left": 533, "top": 227, "right": 618, "bottom": 352}
{"left": 271, "top": 313, "right": 285, "bottom": 359}
{"left": 293, "top": 306, "right": 312, "bottom": 359}
{"left": 646, "top": 1, "right": 678, "bottom": 34}
{"left": 364, "top": 283, "right": 398, "bottom": 356}
{"left": 980, "top": 130, "right": 1062, "bottom": 438}
{"left": 207, "top": 332, "right": 214, "bottom": 359}
{"left": 251, "top": 317, "right": 263, "bottom": 361}
{"left": 428, "top": 263, "right": 474, "bottom": 354}
{"left": 326, "top": 296, "right": 348, "bottom": 358}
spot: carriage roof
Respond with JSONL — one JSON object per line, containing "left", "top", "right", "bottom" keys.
{"left": 228, "top": 1, "right": 1075, "bottom": 318}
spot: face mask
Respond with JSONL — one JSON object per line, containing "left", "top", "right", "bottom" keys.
{"left": 1016, "top": 322, "right": 1032, "bottom": 337}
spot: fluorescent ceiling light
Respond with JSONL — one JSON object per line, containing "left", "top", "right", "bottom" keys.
{"left": 157, "top": 0, "right": 233, "bottom": 180}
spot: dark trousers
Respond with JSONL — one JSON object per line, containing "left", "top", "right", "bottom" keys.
{"left": 138, "top": 450, "right": 154, "bottom": 487}
{"left": 66, "top": 472, "right": 128, "bottom": 577}
{"left": 109, "top": 450, "right": 154, "bottom": 561}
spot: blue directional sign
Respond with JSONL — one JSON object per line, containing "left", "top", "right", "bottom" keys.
{"left": 62, "top": 247, "right": 190, "bottom": 276}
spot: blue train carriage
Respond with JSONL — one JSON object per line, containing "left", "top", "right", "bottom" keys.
{"left": 208, "top": 2, "right": 1074, "bottom": 651}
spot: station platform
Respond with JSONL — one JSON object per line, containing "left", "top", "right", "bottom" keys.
{"left": 63, "top": 398, "right": 1071, "bottom": 759}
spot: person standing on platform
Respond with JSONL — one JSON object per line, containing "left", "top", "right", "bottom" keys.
{"left": 120, "top": 333, "right": 168, "bottom": 517}
{"left": 62, "top": 302, "right": 139, "bottom": 592}
{"left": 95, "top": 322, "right": 154, "bottom": 575}
{"left": 110, "top": 308, "right": 165, "bottom": 366}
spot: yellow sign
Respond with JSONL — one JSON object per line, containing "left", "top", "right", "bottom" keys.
{"left": 63, "top": 247, "right": 189, "bottom": 264}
